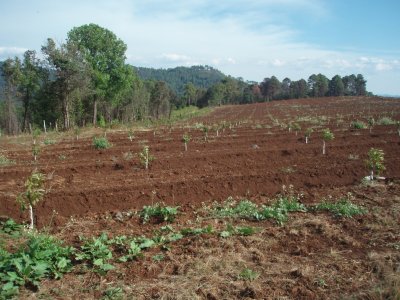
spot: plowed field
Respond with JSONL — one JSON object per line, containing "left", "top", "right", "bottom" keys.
{"left": 1, "top": 96, "right": 400, "bottom": 299}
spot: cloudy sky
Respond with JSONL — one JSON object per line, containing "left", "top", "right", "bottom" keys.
{"left": 1, "top": 0, "right": 399, "bottom": 95}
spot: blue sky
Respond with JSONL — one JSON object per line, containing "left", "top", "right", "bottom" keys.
{"left": 1, "top": 0, "right": 399, "bottom": 95}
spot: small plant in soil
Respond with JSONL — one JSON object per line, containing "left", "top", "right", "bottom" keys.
{"left": 201, "top": 125, "right": 209, "bottom": 141}
{"left": 397, "top": 121, "right": 400, "bottom": 136}
{"left": 16, "top": 170, "right": 46, "bottom": 230}
{"left": 93, "top": 136, "right": 111, "bottom": 149}
{"left": 74, "top": 126, "right": 80, "bottom": 140}
{"left": 350, "top": 120, "right": 366, "bottom": 129}
{"left": 292, "top": 122, "right": 301, "bottom": 136}
{"left": 75, "top": 233, "right": 114, "bottom": 275}
{"left": 138, "top": 145, "right": 154, "bottom": 170}
{"left": 139, "top": 203, "right": 179, "bottom": 224}
{"left": 128, "top": 129, "right": 135, "bottom": 142}
{"left": 365, "top": 148, "right": 385, "bottom": 180}
{"left": 239, "top": 268, "right": 259, "bottom": 281}
{"left": 0, "top": 153, "right": 15, "bottom": 166}
{"left": 32, "top": 144, "right": 40, "bottom": 161}
{"left": 32, "top": 128, "right": 41, "bottom": 145}
{"left": 377, "top": 116, "right": 395, "bottom": 125}
{"left": 313, "top": 194, "right": 366, "bottom": 217}
{"left": 367, "top": 117, "right": 375, "bottom": 133}
{"left": 322, "top": 129, "right": 334, "bottom": 155}
{"left": 182, "top": 133, "right": 191, "bottom": 151}
{"left": 305, "top": 128, "right": 313, "bottom": 144}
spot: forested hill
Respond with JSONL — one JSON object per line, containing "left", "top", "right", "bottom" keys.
{"left": 134, "top": 65, "right": 226, "bottom": 95}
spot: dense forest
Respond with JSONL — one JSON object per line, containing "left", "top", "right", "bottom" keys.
{"left": 0, "top": 24, "right": 369, "bottom": 135}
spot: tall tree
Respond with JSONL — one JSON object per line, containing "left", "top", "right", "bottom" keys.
{"left": 42, "top": 38, "right": 90, "bottom": 130}
{"left": 342, "top": 74, "right": 356, "bottom": 95}
{"left": 329, "top": 75, "right": 344, "bottom": 96}
{"left": 355, "top": 74, "right": 367, "bottom": 96}
{"left": 19, "top": 50, "right": 45, "bottom": 131}
{"left": 260, "top": 76, "right": 281, "bottom": 101}
{"left": 149, "top": 81, "right": 171, "bottom": 119}
{"left": 68, "top": 23, "right": 131, "bottom": 125}
{"left": 0, "top": 58, "right": 21, "bottom": 134}
{"left": 184, "top": 83, "right": 197, "bottom": 106}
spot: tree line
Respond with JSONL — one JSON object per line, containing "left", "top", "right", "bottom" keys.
{"left": 0, "top": 23, "right": 368, "bottom": 135}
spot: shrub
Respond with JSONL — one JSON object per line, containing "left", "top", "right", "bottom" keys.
{"left": 313, "top": 195, "right": 367, "bottom": 217}
{"left": 93, "top": 136, "right": 111, "bottom": 149}
{"left": 138, "top": 145, "right": 154, "bottom": 169}
{"left": 322, "top": 129, "right": 334, "bottom": 155}
{"left": 182, "top": 133, "right": 191, "bottom": 151}
{"left": 350, "top": 120, "right": 366, "bottom": 129}
{"left": 139, "top": 203, "right": 179, "bottom": 224}
{"left": 377, "top": 117, "right": 395, "bottom": 125}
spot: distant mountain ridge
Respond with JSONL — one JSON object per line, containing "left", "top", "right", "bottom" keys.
{"left": 133, "top": 65, "right": 226, "bottom": 95}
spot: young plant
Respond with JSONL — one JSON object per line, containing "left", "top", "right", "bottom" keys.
{"left": 128, "top": 129, "right": 134, "bottom": 142}
{"left": 292, "top": 122, "right": 301, "bottom": 136}
{"left": 365, "top": 148, "right": 385, "bottom": 180}
{"left": 322, "top": 129, "right": 334, "bottom": 155}
{"left": 74, "top": 126, "right": 80, "bottom": 140}
{"left": 367, "top": 117, "right": 375, "bottom": 133}
{"left": 350, "top": 120, "right": 366, "bottom": 130}
{"left": 139, "top": 202, "right": 179, "bottom": 223}
{"left": 305, "top": 128, "right": 313, "bottom": 144}
{"left": 0, "top": 153, "right": 15, "bottom": 166}
{"left": 182, "top": 133, "right": 191, "bottom": 151}
{"left": 397, "top": 121, "right": 400, "bottom": 136}
{"left": 16, "top": 170, "right": 46, "bottom": 229}
{"left": 138, "top": 145, "right": 154, "bottom": 170}
{"left": 32, "top": 128, "right": 41, "bottom": 145}
{"left": 32, "top": 144, "right": 40, "bottom": 161}
{"left": 201, "top": 125, "right": 209, "bottom": 141}
{"left": 93, "top": 136, "right": 111, "bottom": 149}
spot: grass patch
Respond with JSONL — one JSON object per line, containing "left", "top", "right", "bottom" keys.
{"left": 313, "top": 195, "right": 367, "bottom": 217}
{"left": 0, "top": 153, "right": 15, "bottom": 166}
{"left": 93, "top": 136, "right": 111, "bottom": 149}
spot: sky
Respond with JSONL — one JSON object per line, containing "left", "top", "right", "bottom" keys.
{"left": 1, "top": 0, "right": 399, "bottom": 95}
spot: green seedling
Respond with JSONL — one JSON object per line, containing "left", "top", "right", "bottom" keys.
{"left": 32, "top": 128, "right": 41, "bottom": 145}
{"left": 201, "top": 125, "right": 209, "bottom": 141}
{"left": 138, "top": 145, "right": 154, "bottom": 170}
{"left": 305, "top": 128, "right": 313, "bottom": 144}
{"left": 139, "top": 203, "right": 179, "bottom": 223}
{"left": 182, "top": 133, "right": 191, "bottom": 151}
{"left": 128, "top": 129, "right": 134, "bottom": 142}
{"left": 365, "top": 148, "right": 385, "bottom": 180}
{"left": 367, "top": 117, "right": 375, "bottom": 133}
{"left": 74, "top": 127, "right": 80, "bottom": 140}
{"left": 16, "top": 170, "right": 46, "bottom": 229}
{"left": 292, "top": 122, "right": 301, "bottom": 136}
{"left": 322, "top": 129, "right": 334, "bottom": 155}
{"left": 32, "top": 144, "right": 40, "bottom": 161}
{"left": 93, "top": 136, "right": 111, "bottom": 149}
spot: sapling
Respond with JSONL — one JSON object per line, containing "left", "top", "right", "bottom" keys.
{"left": 322, "top": 129, "right": 334, "bottom": 155}
{"left": 16, "top": 170, "right": 46, "bottom": 230}
{"left": 182, "top": 133, "right": 191, "bottom": 151}
{"left": 292, "top": 123, "right": 301, "bottom": 136}
{"left": 128, "top": 129, "right": 134, "bottom": 142}
{"left": 305, "top": 128, "right": 313, "bottom": 144}
{"left": 139, "top": 145, "right": 154, "bottom": 170}
{"left": 74, "top": 126, "right": 80, "bottom": 140}
{"left": 32, "top": 144, "right": 40, "bottom": 161}
{"left": 397, "top": 121, "right": 400, "bottom": 136}
{"left": 368, "top": 117, "right": 375, "bottom": 133}
{"left": 32, "top": 128, "right": 41, "bottom": 145}
{"left": 202, "top": 125, "right": 209, "bottom": 141}
{"left": 365, "top": 148, "right": 385, "bottom": 180}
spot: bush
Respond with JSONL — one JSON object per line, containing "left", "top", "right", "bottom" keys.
{"left": 139, "top": 203, "right": 179, "bottom": 224}
{"left": 350, "top": 120, "right": 366, "bottom": 129}
{"left": 93, "top": 137, "right": 111, "bottom": 149}
{"left": 377, "top": 117, "right": 395, "bottom": 125}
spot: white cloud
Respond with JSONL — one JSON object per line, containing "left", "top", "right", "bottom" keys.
{"left": 0, "top": 46, "right": 27, "bottom": 59}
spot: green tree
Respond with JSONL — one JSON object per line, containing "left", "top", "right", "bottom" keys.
{"left": 68, "top": 23, "right": 131, "bottom": 125}
{"left": 329, "top": 75, "right": 344, "bottom": 96}
{"left": 42, "top": 38, "right": 90, "bottom": 130}
{"left": 260, "top": 76, "right": 281, "bottom": 101}
{"left": 184, "top": 82, "right": 197, "bottom": 106}
{"left": 355, "top": 74, "right": 367, "bottom": 96}
{"left": 342, "top": 74, "right": 356, "bottom": 95}
{"left": 0, "top": 58, "right": 21, "bottom": 134}
{"left": 149, "top": 81, "right": 171, "bottom": 119}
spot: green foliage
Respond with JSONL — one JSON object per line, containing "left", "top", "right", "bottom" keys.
{"left": 305, "top": 128, "right": 313, "bottom": 137}
{"left": 43, "top": 138, "right": 55, "bottom": 145}
{"left": 220, "top": 224, "right": 257, "bottom": 238}
{"left": 209, "top": 192, "right": 306, "bottom": 225}
{"left": 377, "top": 117, "right": 395, "bottom": 125}
{"left": 366, "top": 148, "right": 385, "bottom": 177}
{"left": 180, "top": 225, "right": 213, "bottom": 236}
{"left": 0, "top": 153, "right": 15, "bottom": 166}
{"left": 139, "top": 203, "right": 179, "bottom": 224}
{"left": 93, "top": 136, "right": 111, "bottom": 149}
{"left": 16, "top": 171, "right": 45, "bottom": 211}
{"left": 182, "top": 133, "right": 190, "bottom": 151}
{"left": 0, "top": 233, "right": 72, "bottom": 299}
{"left": 313, "top": 196, "right": 367, "bottom": 217}
{"left": 98, "top": 116, "right": 106, "bottom": 128}
{"left": 102, "top": 286, "right": 124, "bottom": 300}
{"left": 32, "top": 144, "right": 40, "bottom": 160}
{"left": 291, "top": 122, "right": 301, "bottom": 133}
{"left": 128, "top": 129, "right": 134, "bottom": 141}
{"left": 238, "top": 268, "right": 259, "bottom": 281}
{"left": 75, "top": 233, "right": 114, "bottom": 275}
{"left": 351, "top": 120, "right": 367, "bottom": 129}
{"left": 322, "top": 128, "right": 334, "bottom": 141}
{"left": 0, "top": 219, "right": 23, "bottom": 237}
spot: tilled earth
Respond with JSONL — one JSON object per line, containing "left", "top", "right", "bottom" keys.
{"left": 1, "top": 96, "right": 400, "bottom": 299}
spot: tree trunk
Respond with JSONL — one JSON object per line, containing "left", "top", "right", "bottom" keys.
{"left": 322, "top": 140, "right": 326, "bottom": 155}
{"left": 370, "top": 170, "right": 374, "bottom": 180}
{"left": 93, "top": 97, "right": 98, "bottom": 126}
{"left": 29, "top": 204, "right": 34, "bottom": 230}
{"left": 305, "top": 136, "right": 308, "bottom": 144}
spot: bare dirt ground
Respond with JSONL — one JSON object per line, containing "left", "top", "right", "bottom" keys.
{"left": 1, "top": 96, "right": 400, "bottom": 299}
